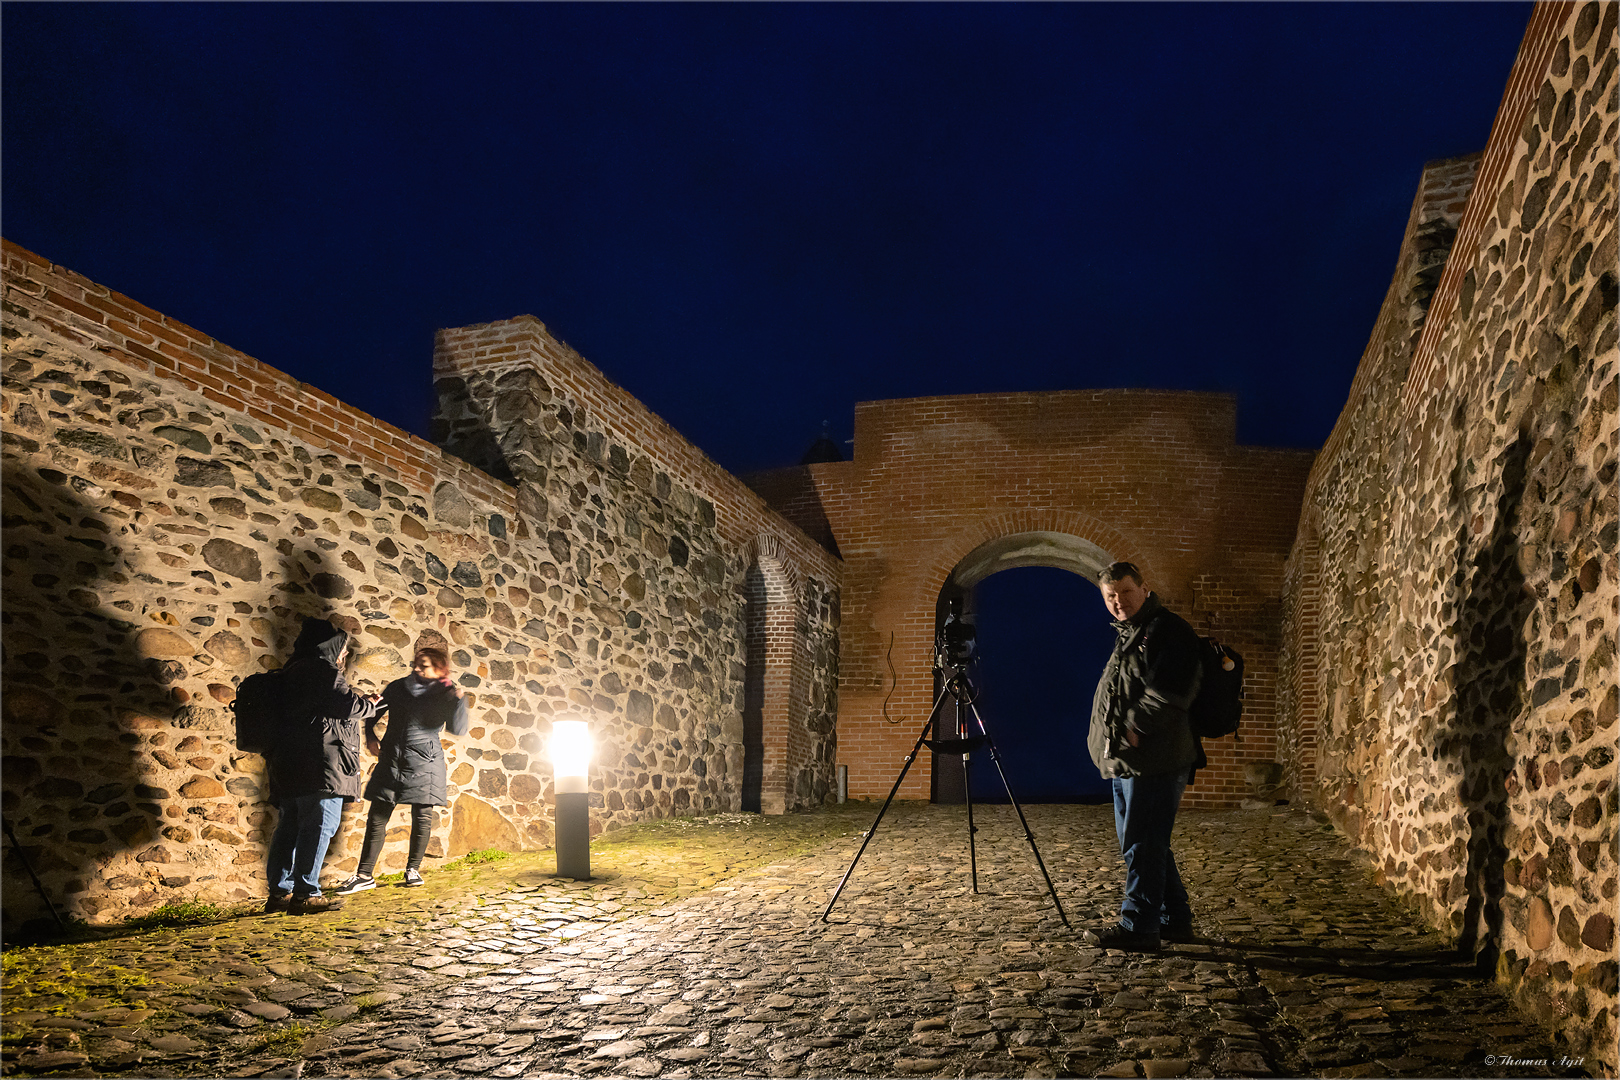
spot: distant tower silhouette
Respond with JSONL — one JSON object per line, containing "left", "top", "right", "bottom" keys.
{"left": 799, "top": 420, "right": 845, "bottom": 465}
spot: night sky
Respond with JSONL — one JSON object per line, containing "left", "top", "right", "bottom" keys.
{"left": 4, "top": 4, "right": 1535, "bottom": 800}
{"left": 5, "top": 2, "right": 1532, "bottom": 473}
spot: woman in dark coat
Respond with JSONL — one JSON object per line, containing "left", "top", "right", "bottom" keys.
{"left": 333, "top": 647, "right": 469, "bottom": 892}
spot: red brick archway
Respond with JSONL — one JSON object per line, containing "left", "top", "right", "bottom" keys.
{"left": 924, "top": 509, "right": 1150, "bottom": 593}
{"left": 851, "top": 509, "right": 1159, "bottom": 806}
{"left": 926, "top": 519, "right": 1132, "bottom": 804}
{"left": 748, "top": 388, "right": 1315, "bottom": 808}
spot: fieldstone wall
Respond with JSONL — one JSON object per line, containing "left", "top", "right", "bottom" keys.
{"left": 1278, "top": 2, "right": 1618, "bottom": 1068}
{"left": 0, "top": 242, "right": 840, "bottom": 929}
{"left": 430, "top": 317, "right": 842, "bottom": 815}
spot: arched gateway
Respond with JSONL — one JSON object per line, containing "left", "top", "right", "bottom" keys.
{"left": 747, "top": 388, "right": 1314, "bottom": 809}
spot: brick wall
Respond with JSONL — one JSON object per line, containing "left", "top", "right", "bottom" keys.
{"left": 1277, "top": 1, "right": 1618, "bottom": 1066}
{"left": 0, "top": 242, "right": 840, "bottom": 927}
{"left": 749, "top": 390, "right": 1315, "bottom": 809}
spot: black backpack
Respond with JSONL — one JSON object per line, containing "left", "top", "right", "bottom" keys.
{"left": 232, "top": 670, "right": 285, "bottom": 754}
{"left": 1188, "top": 637, "right": 1244, "bottom": 741}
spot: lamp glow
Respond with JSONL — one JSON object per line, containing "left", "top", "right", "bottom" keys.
{"left": 550, "top": 718, "right": 592, "bottom": 880}
{"left": 550, "top": 719, "right": 592, "bottom": 794}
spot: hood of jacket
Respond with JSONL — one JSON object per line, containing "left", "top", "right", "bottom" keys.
{"left": 290, "top": 617, "right": 348, "bottom": 667}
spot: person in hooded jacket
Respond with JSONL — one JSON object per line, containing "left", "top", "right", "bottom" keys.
{"left": 332, "top": 647, "right": 469, "bottom": 894}
{"left": 263, "top": 617, "right": 380, "bottom": 915}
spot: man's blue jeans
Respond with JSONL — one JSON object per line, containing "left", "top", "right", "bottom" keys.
{"left": 1111, "top": 773, "right": 1192, "bottom": 935}
{"left": 266, "top": 794, "right": 344, "bottom": 897}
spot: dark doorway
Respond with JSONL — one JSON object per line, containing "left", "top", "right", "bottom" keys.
{"left": 967, "top": 566, "right": 1113, "bottom": 803}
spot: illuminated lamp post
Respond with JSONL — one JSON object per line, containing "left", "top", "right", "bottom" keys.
{"left": 550, "top": 718, "right": 593, "bottom": 880}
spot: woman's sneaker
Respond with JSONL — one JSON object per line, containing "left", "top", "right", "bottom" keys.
{"left": 333, "top": 873, "right": 376, "bottom": 896}
{"left": 401, "top": 868, "right": 425, "bottom": 888}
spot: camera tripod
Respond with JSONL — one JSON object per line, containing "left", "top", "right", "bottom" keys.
{"left": 821, "top": 668, "right": 1070, "bottom": 926}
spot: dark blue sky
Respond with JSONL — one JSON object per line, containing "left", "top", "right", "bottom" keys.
{"left": 4, "top": 3, "right": 1531, "bottom": 474}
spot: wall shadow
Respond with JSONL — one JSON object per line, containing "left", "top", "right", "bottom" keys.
{"left": 0, "top": 452, "right": 408, "bottom": 933}
{"left": 739, "top": 467, "right": 841, "bottom": 559}
{"left": 1442, "top": 431, "right": 1533, "bottom": 973}
{"left": 2, "top": 461, "right": 169, "bottom": 933}
{"left": 1185, "top": 939, "right": 1482, "bottom": 982}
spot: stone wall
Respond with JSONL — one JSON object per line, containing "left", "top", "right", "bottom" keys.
{"left": 0, "top": 242, "right": 840, "bottom": 928}
{"left": 430, "top": 318, "right": 842, "bottom": 816}
{"left": 1277, "top": 1, "right": 1618, "bottom": 1067}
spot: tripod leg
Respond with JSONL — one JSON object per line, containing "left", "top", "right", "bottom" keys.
{"left": 821, "top": 686, "right": 953, "bottom": 922}
{"left": 3, "top": 818, "right": 66, "bottom": 931}
{"left": 964, "top": 752, "right": 979, "bottom": 893}
{"left": 965, "top": 703, "right": 1071, "bottom": 929}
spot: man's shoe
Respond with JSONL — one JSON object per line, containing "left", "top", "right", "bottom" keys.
{"left": 1083, "top": 922, "right": 1161, "bottom": 953}
{"left": 401, "top": 868, "right": 425, "bottom": 888}
{"left": 333, "top": 873, "right": 376, "bottom": 896}
{"left": 1162, "top": 920, "right": 1197, "bottom": 944}
{"left": 263, "top": 893, "right": 291, "bottom": 914}
{"left": 288, "top": 894, "right": 345, "bottom": 915}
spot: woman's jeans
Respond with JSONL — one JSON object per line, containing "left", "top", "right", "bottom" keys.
{"left": 266, "top": 794, "right": 344, "bottom": 898}
{"left": 356, "top": 800, "right": 435, "bottom": 875}
{"left": 1111, "top": 773, "right": 1193, "bottom": 934}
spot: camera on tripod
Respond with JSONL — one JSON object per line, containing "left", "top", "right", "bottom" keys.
{"left": 823, "top": 593, "right": 1069, "bottom": 928}
{"left": 936, "top": 597, "right": 977, "bottom": 669}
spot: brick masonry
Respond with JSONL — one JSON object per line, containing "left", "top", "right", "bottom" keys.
{"left": 1278, "top": 1, "right": 1618, "bottom": 1068}
{"left": 0, "top": 244, "right": 839, "bottom": 926}
{"left": 746, "top": 391, "right": 1315, "bottom": 810}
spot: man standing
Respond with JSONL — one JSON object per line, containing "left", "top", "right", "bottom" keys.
{"left": 1085, "top": 561, "right": 1203, "bottom": 952}
{"left": 263, "top": 617, "right": 379, "bottom": 915}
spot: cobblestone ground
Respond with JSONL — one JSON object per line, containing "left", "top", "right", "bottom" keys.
{"left": 2, "top": 803, "right": 1594, "bottom": 1079}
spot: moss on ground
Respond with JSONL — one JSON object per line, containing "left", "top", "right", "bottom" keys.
{"left": 1, "top": 803, "right": 877, "bottom": 1046}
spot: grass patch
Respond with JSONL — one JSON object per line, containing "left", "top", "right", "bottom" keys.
{"left": 594, "top": 806, "right": 867, "bottom": 857}
{"left": 453, "top": 847, "right": 512, "bottom": 866}
{"left": 584, "top": 805, "right": 872, "bottom": 896}
{"left": 257, "top": 1021, "right": 311, "bottom": 1058}
{"left": 121, "top": 900, "right": 231, "bottom": 932}
{"left": 0, "top": 951, "right": 151, "bottom": 1017}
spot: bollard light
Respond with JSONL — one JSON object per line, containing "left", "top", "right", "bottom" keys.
{"left": 550, "top": 718, "right": 593, "bottom": 879}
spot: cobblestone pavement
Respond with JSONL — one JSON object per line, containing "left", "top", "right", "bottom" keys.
{"left": 2, "top": 803, "right": 1594, "bottom": 1079}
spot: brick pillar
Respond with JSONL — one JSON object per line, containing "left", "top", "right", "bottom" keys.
{"left": 741, "top": 573, "right": 768, "bottom": 813}
{"left": 760, "top": 600, "right": 798, "bottom": 814}
{"left": 1282, "top": 534, "right": 1323, "bottom": 805}
{"left": 750, "top": 538, "right": 801, "bottom": 815}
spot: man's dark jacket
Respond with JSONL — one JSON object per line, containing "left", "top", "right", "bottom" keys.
{"left": 266, "top": 619, "right": 379, "bottom": 804}
{"left": 1088, "top": 593, "right": 1203, "bottom": 779}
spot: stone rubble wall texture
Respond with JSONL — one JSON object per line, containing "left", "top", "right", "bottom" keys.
{"left": 0, "top": 242, "right": 840, "bottom": 928}
{"left": 1277, "top": 1, "right": 1618, "bottom": 1068}
{"left": 747, "top": 392, "right": 1315, "bottom": 810}
{"left": 429, "top": 319, "right": 841, "bottom": 818}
